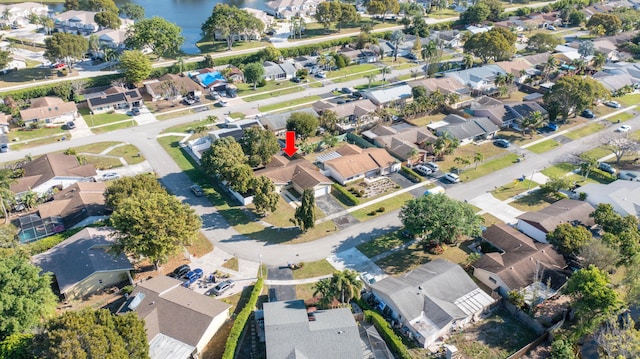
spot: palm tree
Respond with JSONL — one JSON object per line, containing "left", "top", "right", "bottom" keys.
{"left": 381, "top": 66, "right": 391, "bottom": 82}
{"left": 317, "top": 56, "right": 328, "bottom": 72}
{"left": 579, "top": 155, "right": 598, "bottom": 181}
{"left": 176, "top": 56, "right": 185, "bottom": 73}
{"left": 313, "top": 278, "right": 335, "bottom": 308}
{"left": 592, "top": 52, "right": 606, "bottom": 70}
{"left": 0, "top": 169, "right": 16, "bottom": 224}
{"left": 41, "top": 16, "right": 54, "bottom": 35}
{"left": 365, "top": 73, "right": 376, "bottom": 88}
{"left": 463, "top": 54, "right": 474, "bottom": 69}
{"left": 421, "top": 41, "right": 437, "bottom": 76}
{"left": 473, "top": 152, "right": 484, "bottom": 169}
{"left": 104, "top": 47, "right": 117, "bottom": 69}
{"left": 542, "top": 56, "right": 558, "bottom": 81}
{"left": 521, "top": 111, "right": 544, "bottom": 138}
{"left": 88, "top": 34, "right": 100, "bottom": 58}
{"left": 331, "top": 270, "right": 363, "bottom": 304}
{"left": 494, "top": 73, "right": 507, "bottom": 87}
{"left": 390, "top": 30, "right": 405, "bottom": 61}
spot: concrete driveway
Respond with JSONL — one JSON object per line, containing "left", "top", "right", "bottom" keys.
{"left": 388, "top": 172, "right": 428, "bottom": 198}
{"left": 327, "top": 248, "right": 387, "bottom": 283}
{"left": 315, "top": 195, "right": 359, "bottom": 229}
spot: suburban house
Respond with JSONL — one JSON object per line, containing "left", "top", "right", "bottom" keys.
{"left": 409, "top": 77, "right": 469, "bottom": 97}
{"left": 95, "top": 28, "right": 128, "bottom": 50}
{"left": 593, "top": 71, "right": 636, "bottom": 93}
{"left": 362, "top": 124, "right": 437, "bottom": 163}
{"left": 226, "top": 67, "right": 245, "bottom": 83}
{"left": 576, "top": 180, "right": 640, "bottom": 218}
{"left": 368, "top": 259, "right": 495, "bottom": 348}
{"left": 516, "top": 199, "right": 595, "bottom": 243}
{"left": 432, "top": 114, "right": 499, "bottom": 145}
{"left": 495, "top": 59, "right": 533, "bottom": 83}
{"left": 188, "top": 119, "right": 263, "bottom": 159}
{"left": 473, "top": 223, "right": 568, "bottom": 301}
{"left": 363, "top": 84, "right": 413, "bottom": 106}
{"left": 0, "top": 2, "right": 49, "bottom": 27}
{"left": 34, "top": 182, "right": 110, "bottom": 229}
{"left": 318, "top": 143, "right": 400, "bottom": 185}
{"left": 521, "top": 53, "right": 551, "bottom": 68}
{"left": 53, "top": 10, "right": 99, "bottom": 34}
{"left": 263, "top": 61, "right": 297, "bottom": 81}
{"left": 118, "top": 276, "right": 231, "bottom": 359}
{"left": 144, "top": 73, "right": 203, "bottom": 102}
{"left": 430, "top": 30, "right": 463, "bottom": 48}
{"left": 444, "top": 65, "right": 507, "bottom": 95}
{"left": 255, "top": 155, "right": 333, "bottom": 198}
{"left": 312, "top": 99, "right": 378, "bottom": 131}
{"left": 473, "top": 102, "right": 547, "bottom": 128}
{"left": 31, "top": 227, "right": 133, "bottom": 299}
{"left": 86, "top": 86, "right": 143, "bottom": 114}
{"left": 259, "top": 108, "right": 318, "bottom": 136}
{"left": 10, "top": 153, "right": 97, "bottom": 196}
{"left": 19, "top": 96, "right": 78, "bottom": 125}
{"left": 262, "top": 300, "right": 363, "bottom": 359}
{"left": 265, "top": 0, "right": 319, "bottom": 18}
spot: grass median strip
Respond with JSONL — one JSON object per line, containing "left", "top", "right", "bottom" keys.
{"left": 526, "top": 139, "right": 560, "bottom": 154}
{"left": 565, "top": 123, "right": 605, "bottom": 140}
{"left": 258, "top": 95, "right": 322, "bottom": 112}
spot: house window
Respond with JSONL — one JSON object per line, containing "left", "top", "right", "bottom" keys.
{"left": 489, "top": 277, "right": 497, "bottom": 284}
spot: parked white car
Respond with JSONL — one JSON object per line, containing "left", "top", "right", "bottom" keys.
{"left": 444, "top": 173, "right": 460, "bottom": 183}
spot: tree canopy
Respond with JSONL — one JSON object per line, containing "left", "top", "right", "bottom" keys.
{"left": 587, "top": 13, "right": 622, "bottom": 36}
{"left": 125, "top": 17, "right": 184, "bottom": 58}
{"left": 0, "top": 255, "right": 57, "bottom": 340}
{"left": 239, "top": 126, "right": 280, "bottom": 167}
{"left": 243, "top": 62, "right": 265, "bottom": 90}
{"left": 110, "top": 190, "right": 201, "bottom": 268}
{"left": 118, "top": 3, "right": 144, "bottom": 21}
{"left": 528, "top": 33, "right": 563, "bottom": 53}
{"left": 564, "top": 266, "right": 620, "bottom": 320}
{"left": 44, "top": 32, "right": 89, "bottom": 64}
{"left": 201, "top": 4, "right": 264, "bottom": 51}
{"left": 286, "top": 112, "right": 319, "bottom": 139}
{"left": 546, "top": 223, "right": 592, "bottom": 256}
{"left": 94, "top": 11, "right": 121, "bottom": 29}
{"left": 39, "top": 309, "right": 148, "bottom": 359}
{"left": 104, "top": 173, "right": 166, "bottom": 209}
{"left": 460, "top": 0, "right": 503, "bottom": 24}
{"left": 313, "top": 269, "right": 363, "bottom": 308}
{"left": 315, "top": 1, "right": 342, "bottom": 31}
{"left": 399, "top": 194, "right": 483, "bottom": 247}
{"left": 543, "top": 75, "right": 610, "bottom": 120}
{"left": 463, "top": 27, "right": 516, "bottom": 63}
{"left": 118, "top": 50, "right": 152, "bottom": 85}
{"left": 201, "top": 137, "right": 254, "bottom": 193}
{"left": 251, "top": 176, "right": 279, "bottom": 215}
{"left": 0, "top": 50, "right": 11, "bottom": 71}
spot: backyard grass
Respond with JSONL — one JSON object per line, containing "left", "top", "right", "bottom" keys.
{"left": 617, "top": 93, "right": 640, "bottom": 107}
{"left": 82, "top": 154, "right": 122, "bottom": 170}
{"left": 406, "top": 114, "right": 446, "bottom": 127}
{"left": 71, "top": 141, "right": 120, "bottom": 154}
{"left": 90, "top": 121, "right": 135, "bottom": 134}
{"left": 509, "top": 189, "right": 560, "bottom": 212}
{"left": 356, "top": 231, "right": 413, "bottom": 258}
{"left": 108, "top": 144, "right": 145, "bottom": 165}
{"left": 375, "top": 241, "right": 471, "bottom": 275}
{"left": 79, "top": 108, "right": 130, "bottom": 127}
{"left": 491, "top": 179, "right": 539, "bottom": 201}
{"left": 350, "top": 192, "right": 414, "bottom": 221}
{"left": 526, "top": 139, "right": 560, "bottom": 154}
{"left": 258, "top": 95, "right": 322, "bottom": 112}
{"left": 0, "top": 67, "right": 70, "bottom": 88}
{"left": 447, "top": 308, "right": 538, "bottom": 359}
{"left": 222, "top": 256, "right": 239, "bottom": 271}
{"left": 292, "top": 259, "right": 335, "bottom": 279}
{"left": 565, "top": 123, "right": 605, "bottom": 140}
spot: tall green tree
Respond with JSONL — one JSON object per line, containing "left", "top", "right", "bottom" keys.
{"left": 463, "top": 27, "right": 516, "bottom": 64}
{"left": 201, "top": 4, "right": 264, "bottom": 51}
{"left": 83, "top": 0, "right": 118, "bottom": 13}
{"left": 587, "top": 13, "right": 622, "bottom": 36}
{"left": 239, "top": 126, "right": 280, "bottom": 167}
{"left": 399, "top": 194, "right": 483, "bottom": 247}
{"left": 0, "top": 169, "right": 16, "bottom": 224}
{"left": 293, "top": 189, "right": 315, "bottom": 232}
{"left": 44, "top": 32, "right": 89, "bottom": 65}
{"left": 546, "top": 223, "right": 593, "bottom": 256}
{"left": 94, "top": 11, "right": 121, "bottom": 29}
{"left": 460, "top": 2, "right": 490, "bottom": 24}
{"left": 564, "top": 266, "right": 620, "bottom": 320}
{"left": 0, "top": 224, "right": 17, "bottom": 248}
{"left": 579, "top": 238, "right": 620, "bottom": 274}
{"left": 40, "top": 309, "right": 149, "bottom": 359}
{"left": 543, "top": 75, "right": 610, "bottom": 120}
{"left": 0, "top": 255, "right": 57, "bottom": 340}
{"left": 110, "top": 191, "right": 201, "bottom": 269}
{"left": 64, "top": 0, "right": 79, "bottom": 10}
{"left": 119, "top": 50, "right": 152, "bottom": 84}
{"left": 313, "top": 277, "right": 335, "bottom": 308}
{"left": 118, "top": 3, "right": 144, "bottom": 21}
{"left": 314, "top": 1, "right": 341, "bottom": 31}
{"left": 104, "top": 173, "right": 165, "bottom": 209}
{"left": 286, "top": 112, "right": 319, "bottom": 139}
{"left": 243, "top": 62, "right": 265, "bottom": 90}
{"left": 201, "top": 137, "right": 247, "bottom": 181}
{"left": 125, "top": 17, "right": 184, "bottom": 58}
{"left": 337, "top": 4, "right": 358, "bottom": 31}
{"left": 251, "top": 176, "right": 279, "bottom": 215}
{"left": 0, "top": 332, "right": 34, "bottom": 359}
{"left": 527, "top": 33, "right": 563, "bottom": 53}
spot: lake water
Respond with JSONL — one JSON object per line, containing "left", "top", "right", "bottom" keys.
{"left": 49, "top": 0, "right": 271, "bottom": 54}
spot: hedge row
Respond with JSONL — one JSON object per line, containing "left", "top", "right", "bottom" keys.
{"left": 331, "top": 184, "right": 360, "bottom": 206}
{"left": 400, "top": 166, "right": 422, "bottom": 183}
{"left": 222, "top": 277, "right": 264, "bottom": 359}
{"left": 364, "top": 310, "right": 412, "bottom": 359}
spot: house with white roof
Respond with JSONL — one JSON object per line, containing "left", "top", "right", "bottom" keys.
{"left": 444, "top": 65, "right": 507, "bottom": 95}
{"left": 363, "top": 84, "right": 413, "bottom": 106}
{"left": 576, "top": 180, "right": 640, "bottom": 218}
{"left": 0, "top": 2, "right": 49, "bottom": 26}
{"left": 368, "top": 259, "right": 495, "bottom": 348}
{"left": 265, "top": 0, "right": 319, "bottom": 18}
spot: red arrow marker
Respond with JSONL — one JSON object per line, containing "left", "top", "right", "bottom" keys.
{"left": 283, "top": 131, "right": 298, "bottom": 157}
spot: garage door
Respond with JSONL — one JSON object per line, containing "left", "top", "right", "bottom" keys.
{"left": 314, "top": 186, "right": 329, "bottom": 197}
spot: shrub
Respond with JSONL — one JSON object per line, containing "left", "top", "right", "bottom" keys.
{"left": 222, "top": 277, "right": 264, "bottom": 359}
{"left": 25, "top": 228, "right": 84, "bottom": 255}
{"left": 368, "top": 211, "right": 376, "bottom": 216}
{"left": 122, "top": 285, "right": 133, "bottom": 294}
{"left": 400, "top": 166, "right": 422, "bottom": 183}
{"left": 364, "top": 310, "right": 411, "bottom": 359}
{"left": 377, "top": 207, "right": 385, "bottom": 213}
{"left": 579, "top": 192, "right": 587, "bottom": 201}
{"left": 257, "top": 78, "right": 267, "bottom": 87}
{"left": 331, "top": 184, "right": 359, "bottom": 206}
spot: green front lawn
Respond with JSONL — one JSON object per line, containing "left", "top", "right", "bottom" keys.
{"left": 108, "top": 144, "right": 145, "bottom": 165}
{"left": 258, "top": 96, "right": 321, "bottom": 112}
{"left": 90, "top": 121, "right": 135, "bottom": 134}
{"left": 581, "top": 146, "right": 610, "bottom": 160}
{"left": 526, "top": 139, "right": 560, "bottom": 154}
{"left": 350, "top": 192, "right": 414, "bottom": 221}
{"left": 491, "top": 179, "right": 539, "bottom": 201}
{"left": 292, "top": 259, "right": 335, "bottom": 279}
{"left": 8, "top": 126, "right": 67, "bottom": 142}
{"left": 617, "top": 93, "right": 640, "bottom": 107}
{"left": 565, "top": 123, "right": 605, "bottom": 140}
{"left": 356, "top": 231, "right": 413, "bottom": 258}
{"left": 375, "top": 241, "right": 471, "bottom": 275}
{"left": 79, "top": 108, "right": 130, "bottom": 127}
{"left": 509, "top": 190, "right": 560, "bottom": 212}
{"left": 449, "top": 153, "right": 520, "bottom": 183}
{"left": 327, "top": 64, "right": 379, "bottom": 79}
{"left": 71, "top": 141, "right": 120, "bottom": 154}
{"left": 195, "top": 38, "right": 265, "bottom": 54}
{"left": 81, "top": 154, "right": 123, "bottom": 170}
{"left": 541, "top": 163, "right": 577, "bottom": 178}
{"left": 243, "top": 86, "right": 302, "bottom": 102}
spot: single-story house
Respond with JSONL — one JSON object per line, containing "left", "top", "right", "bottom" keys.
{"left": 259, "top": 108, "right": 318, "bottom": 136}
{"left": 226, "top": 67, "right": 244, "bottom": 83}
{"left": 263, "top": 61, "right": 297, "bottom": 81}
{"left": 319, "top": 143, "right": 400, "bottom": 185}
{"left": 434, "top": 114, "right": 499, "bottom": 145}
{"left": 53, "top": 10, "right": 99, "bottom": 34}
{"left": 144, "top": 73, "right": 203, "bottom": 102}
{"left": 336, "top": 46, "right": 360, "bottom": 63}
{"left": 31, "top": 227, "right": 133, "bottom": 299}
{"left": 369, "top": 259, "right": 495, "bottom": 348}
{"left": 473, "top": 223, "right": 568, "bottom": 301}
{"left": 494, "top": 59, "right": 533, "bottom": 83}
{"left": 255, "top": 155, "right": 333, "bottom": 198}
{"left": 516, "top": 199, "right": 595, "bottom": 243}
{"left": 363, "top": 124, "right": 437, "bottom": 163}
{"left": 34, "top": 181, "right": 110, "bottom": 229}
{"left": 521, "top": 53, "right": 551, "bottom": 68}
{"left": 19, "top": 96, "right": 78, "bottom": 125}
{"left": 363, "top": 84, "right": 413, "bottom": 106}
{"left": 408, "top": 77, "right": 469, "bottom": 97}
{"left": 576, "top": 180, "right": 640, "bottom": 218}
{"left": 118, "top": 276, "right": 231, "bottom": 359}
{"left": 95, "top": 28, "right": 127, "bottom": 50}
{"left": 262, "top": 300, "right": 363, "bottom": 359}
{"left": 10, "top": 153, "right": 97, "bottom": 196}
{"left": 188, "top": 119, "right": 263, "bottom": 159}
{"left": 592, "top": 71, "right": 636, "bottom": 93}
{"left": 444, "top": 65, "right": 506, "bottom": 95}
{"left": 86, "top": 86, "right": 143, "bottom": 114}
{"left": 473, "top": 102, "right": 547, "bottom": 128}
{"left": 188, "top": 68, "right": 230, "bottom": 93}
{"left": 0, "top": 2, "right": 48, "bottom": 26}
{"left": 265, "top": 0, "right": 319, "bottom": 18}
{"left": 312, "top": 99, "right": 378, "bottom": 132}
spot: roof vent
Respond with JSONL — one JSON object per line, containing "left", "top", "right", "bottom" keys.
{"left": 338, "top": 331, "right": 344, "bottom": 334}
{"left": 418, "top": 286, "right": 423, "bottom": 291}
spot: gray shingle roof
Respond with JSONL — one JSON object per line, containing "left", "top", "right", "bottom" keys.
{"left": 263, "top": 300, "right": 362, "bottom": 359}
{"left": 517, "top": 199, "right": 595, "bottom": 233}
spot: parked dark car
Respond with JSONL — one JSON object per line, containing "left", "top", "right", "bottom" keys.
{"left": 190, "top": 184, "right": 204, "bottom": 197}
{"left": 183, "top": 268, "right": 204, "bottom": 287}
{"left": 341, "top": 87, "right": 352, "bottom": 94}
{"left": 171, "top": 264, "right": 191, "bottom": 278}
{"left": 291, "top": 77, "right": 301, "bottom": 83}
{"left": 494, "top": 139, "right": 511, "bottom": 148}
{"left": 581, "top": 109, "right": 595, "bottom": 118}
{"left": 131, "top": 107, "right": 141, "bottom": 116}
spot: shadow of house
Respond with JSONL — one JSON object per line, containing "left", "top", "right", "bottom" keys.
{"left": 31, "top": 227, "right": 132, "bottom": 300}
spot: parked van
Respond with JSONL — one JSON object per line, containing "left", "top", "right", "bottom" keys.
{"left": 424, "top": 186, "right": 446, "bottom": 196}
